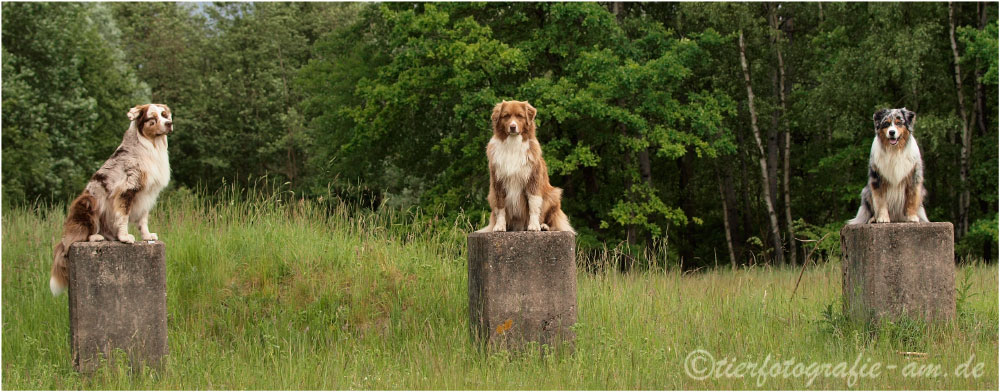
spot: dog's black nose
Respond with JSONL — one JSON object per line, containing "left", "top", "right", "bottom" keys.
{"left": 509, "top": 125, "right": 516, "bottom": 131}
{"left": 888, "top": 130, "right": 896, "bottom": 137}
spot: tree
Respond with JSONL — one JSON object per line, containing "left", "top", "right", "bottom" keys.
{"left": 949, "top": 2, "right": 972, "bottom": 238}
{"left": 739, "top": 29, "right": 785, "bottom": 266}
{"left": 768, "top": 2, "right": 797, "bottom": 265}
{"left": 2, "top": 3, "right": 148, "bottom": 204}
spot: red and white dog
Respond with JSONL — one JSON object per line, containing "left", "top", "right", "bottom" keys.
{"left": 477, "top": 100, "right": 573, "bottom": 233}
{"left": 50, "top": 104, "right": 173, "bottom": 295}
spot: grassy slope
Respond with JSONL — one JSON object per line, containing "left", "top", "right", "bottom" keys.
{"left": 2, "top": 190, "right": 997, "bottom": 389}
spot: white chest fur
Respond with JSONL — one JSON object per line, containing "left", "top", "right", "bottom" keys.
{"left": 489, "top": 136, "right": 533, "bottom": 214}
{"left": 870, "top": 136, "right": 920, "bottom": 186}
{"left": 490, "top": 136, "right": 532, "bottom": 182}
{"left": 131, "top": 137, "right": 170, "bottom": 217}
{"left": 140, "top": 137, "right": 171, "bottom": 191}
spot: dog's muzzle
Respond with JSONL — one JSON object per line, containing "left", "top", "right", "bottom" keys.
{"left": 508, "top": 124, "right": 519, "bottom": 135}
{"left": 887, "top": 129, "right": 898, "bottom": 145}
{"left": 165, "top": 121, "right": 173, "bottom": 134}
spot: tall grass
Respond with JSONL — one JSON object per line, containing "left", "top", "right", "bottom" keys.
{"left": 2, "top": 184, "right": 997, "bottom": 389}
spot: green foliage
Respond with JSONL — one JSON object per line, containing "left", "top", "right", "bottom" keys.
{"left": 791, "top": 219, "right": 843, "bottom": 261}
{"left": 2, "top": 2, "right": 997, "bottom": 266}
{"left": 959, "top": 19, "right": 999, "bottom": 85}
{"left": 957, "top": 214, "right": 999, "bottom": 260}
{"left": 301, "top": 3, "right": 736, "bottom": 245}
{"left": 1, "top": 3, "right": 148, "bottom": 203}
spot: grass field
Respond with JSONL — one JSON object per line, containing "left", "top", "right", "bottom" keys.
{"left": 2, "top": 187, "right": 997, "bottom": 389}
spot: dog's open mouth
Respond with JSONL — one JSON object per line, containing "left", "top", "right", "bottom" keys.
{"left": 888, "top": 137, "right": 899, "bottom": 145}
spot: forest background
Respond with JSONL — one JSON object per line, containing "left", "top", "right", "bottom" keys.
{"left": 3, "top": 2, "right": 997, "bottom": 268}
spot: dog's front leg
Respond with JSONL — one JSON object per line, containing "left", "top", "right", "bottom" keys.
{"left": 871, "top": 188, "right": 890, "bottom": 223}
{"left": 113, "top": 183, "right": 140, "bottom": 244}
{"left": 138, "top": 212, "right": 158, "bottom": 241}
{"left": 527, "top": 194, "right": 542, "bottom": 231}
{"left": 493, "top": 208, "right": 507, "bottom": 232}
{"left": 488, "top": 167, "right": 507, "bottom": 232}
{"left": 904, "top": 180, "right": 924, "bottom": 223}
{"left": 113, "top": 210, "right": 135, "bottom": 243}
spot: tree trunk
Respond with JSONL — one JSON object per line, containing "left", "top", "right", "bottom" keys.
{"left": 770, "top": 2, "right": 797, "bottom": 265}
{"left": 639, "top": 148, "right": 655, "bottom": 249}
{"left": 973, "top": 1, "right": 990, "bottom": 258}
{"left": 722, "top": 166, "right": 744, "bottom": 262}
{"left": 768, "top": 68, "right": 780, "bottom": 212}
{"left": 678, "top": 153, "right": 695, "bottom": 266}
{"left": 612, "top": 1, "right": 623, "bottom": 18}
{"left": 949, "top": 2, "right": 971, "bottom": 238}
{"left": 975, "top": 2, "right": 989, "bottom": 139}
{"left": 738, "top": 29, "right": 785, "bottom": 266}
{"left": 718, "top": 172, "right": 737, "bottom": 270}
{"left": 611, "top": 2, "right": 636, "bottom": 245}
{"left": 639, "top": 149, "right": 652, "bottom": 186}
{"left": 732, "top": 128, "right": 751, "bottom": 259}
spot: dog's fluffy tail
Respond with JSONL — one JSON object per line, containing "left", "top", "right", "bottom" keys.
{"left": 547, "top": 209, "right": 575, "bottom": 233}
{"left": 847, "top": 205, "right": 871, "bottom": 226}
{"left": 847, "top": 187, "right": 872, "bottom": 225}
{"left": 476, "top": 211, "right": 495, "bottom": 233}
{"left": 50, "top": 242, "right": 70, "bottom": 296}
{"left": 51, "top": 192, "right": 97, "bottom": 296}
{"left": 545, "top": 187, "right": 574, "bottom": 233}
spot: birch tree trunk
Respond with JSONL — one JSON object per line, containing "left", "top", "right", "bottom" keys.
{"left": 718, "top": 174, "right": 737, "bottom": 270}
{"left": 975, "top": 2, "right": 989, "bottom": 142}
{"left": 739, "top": 29, "right": 785, "bottom": 266}
{"left": 949, "top": 2, "right": 971, "bottom": 237}
{"left": 770, "top": 2, "right": 797, "bottom": 265}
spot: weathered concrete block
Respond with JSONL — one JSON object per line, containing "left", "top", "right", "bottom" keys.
{"left": 840, "top": 223, "right": 955, "bottom": 322}
{"left": 468, "top": 231, "right": 577, "bottom": 349}
{"left": 67, "top": 241, "right": 167, "bottom": 372}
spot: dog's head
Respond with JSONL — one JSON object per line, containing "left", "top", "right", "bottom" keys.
{"left": 873, "top": 108, "right": 914, "bottom": 149}
{"left": 128, "top": 104, "right": 173, "bottom": 139}
{"left": 491, "top": 100, "right": 537, "bottom": 140}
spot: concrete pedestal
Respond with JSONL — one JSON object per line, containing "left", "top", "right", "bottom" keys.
{"left": 468, "top": 231, "right": 577, "bottom": 349}
{"left": 67, "top": 241, "right": 167, "bottom": 372}
{"left": 840, "top": 223, "right": 955, "bottom": 322}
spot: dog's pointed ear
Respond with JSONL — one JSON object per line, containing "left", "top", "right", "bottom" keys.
{"left": 491, "top": 101, "right": 505, "bottom": 127}
{"left": 902, "top": 108, "right": 916, "bottom": 128}
{"left": 872, "top": 109, "right": 889, "bottom": 130}
{"left": 127, "top": 105, "right": 144, "bottom": 121}
{"left": 130, "top": 104, "right": 150, "bottom": 134}
{"left": 525, "top": 102, "right": 537, "bottom": 122}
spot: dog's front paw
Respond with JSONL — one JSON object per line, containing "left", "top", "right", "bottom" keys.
{"left": 118, "top": 233, "right": 135, "bottom": 244}
{"left": 906, "top": 215, "right": 920, "bottom": 223}
{"left": 88, "top": 234, "right": 105, "bottom": 242}
{"left": 875, "top": 213, "right": 891, "bottom": 224}
{"left": 142, "top": 232, "right": 158, "bottom": 241}
{"left": 493, "top": 220, "right": 507, "bottom": 232}
{"left": 540, "top": 223, "right": 551, "bottom": 231}
{"left": 527, "top": 221, "right": 541, "bottom": 231}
